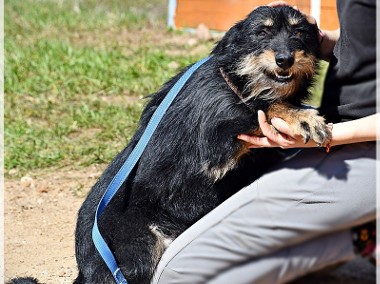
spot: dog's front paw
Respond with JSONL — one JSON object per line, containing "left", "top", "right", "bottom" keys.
{"left": 267, "top": 103, "right": 332, "bottom": 147}
{"left": 296, "top": 110, "right": 332, "bottom": 146}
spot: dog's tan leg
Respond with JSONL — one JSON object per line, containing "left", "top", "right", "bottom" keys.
{"left": 266, "top": 102, "right": 332, "bottom": 146}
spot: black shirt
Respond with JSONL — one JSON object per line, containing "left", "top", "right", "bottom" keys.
{"left": 320, "top": 0, "right": 376, "bottom": 123}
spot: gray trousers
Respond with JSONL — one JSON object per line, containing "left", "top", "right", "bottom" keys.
{"left": 152, "top": 142, "right": 377, "bottom": 284}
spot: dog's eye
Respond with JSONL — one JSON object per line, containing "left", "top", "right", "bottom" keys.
{"left": 293, "top": 30, "right": 303, "bottom": 37}
{"left": 257, "top": 30, "right": 268, "bottom": 37}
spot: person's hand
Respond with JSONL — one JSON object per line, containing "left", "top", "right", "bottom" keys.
{"left": 237, "top": 111, "right": 317, "bottom": 149}
{"left": 266, "top": 0, "right": 290, "bottom": 7}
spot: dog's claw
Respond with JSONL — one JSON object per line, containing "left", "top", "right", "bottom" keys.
{"left": 297, "top": 117, "right": 332, "bottom": 146}
{"left": 300, "top": 121, "right": 311, "bottom": 143}
{"left": 269, "top": 107, "right": 332, "bottom": 146}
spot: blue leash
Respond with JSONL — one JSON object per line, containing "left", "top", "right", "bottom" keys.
{"left": 92, "top": 56, "right": 211, "bottom": 284}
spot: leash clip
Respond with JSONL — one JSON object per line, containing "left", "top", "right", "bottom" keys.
{"left": 113, "top": 268, "right": 128, "bottom": 284}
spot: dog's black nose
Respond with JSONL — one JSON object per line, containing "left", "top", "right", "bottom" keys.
{"left": 275, "top": 53, "right": 294, "bottom": 69}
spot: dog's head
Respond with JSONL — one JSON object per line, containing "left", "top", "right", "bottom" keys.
{"left": 213, "top": 6, "right": 320, "bottom": 102}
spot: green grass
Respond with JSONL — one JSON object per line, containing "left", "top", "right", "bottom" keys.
{"left": 308, "top": 61, "right": 328, "bottom": 107}
{"left": 6, "top": 0, "right": 164, "bottom": 36}
{"left": 5, "top": 0, "right": 326, "bottom": 176}
{"left": 5, "top": 0, "right": 212, "bottom": 175}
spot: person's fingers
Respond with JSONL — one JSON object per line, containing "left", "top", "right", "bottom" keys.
{"left": 237, "top": 134, "right": 270, "bottom": 148}
{"left": 270, "top": 117, "right": 294, "bottom": 137}
{"left": 238, "top": 133, "right": 288, "bottom": 148}
{"left": 260, "top": 111, "right": 298, "bottom": 145}
{"left": 266, "top": 1, "right": 289, "bottom": 7}
{"left": 267, "top": 1, "right": 298, "bottom": 11}
{"left": 245, "top": 135, "right": 295, "bottom": 149}
{"left": 304, "top": 13, "right": 317, "bottom": 25}
{"left": 237, "top": 130, "right": 296, "bottom": 148}
{"left": 318, "top": 29, "right": 326, "bottom": 44}
{"left": 257, "top": 110, "right": 273, "bottom": 134}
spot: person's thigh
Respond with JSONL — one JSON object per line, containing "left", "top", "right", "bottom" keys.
{"left": 152, "top": 142, "right": 376, "bottom": 283}
{"left": 154, "top": 231, "right": 355, "bottom": 284}
{"left": 207, "top": 230, "right": 354, "bottom": 284}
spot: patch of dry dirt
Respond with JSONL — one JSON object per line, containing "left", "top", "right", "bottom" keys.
{"left": 4, "top": 165, "right": 105, "bottom": 283}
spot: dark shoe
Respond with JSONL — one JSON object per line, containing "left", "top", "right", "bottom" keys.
{"left": 352, "top": 220, "right": 376, "bottom": 265}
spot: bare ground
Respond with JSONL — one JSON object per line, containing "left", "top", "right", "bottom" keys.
{"left": 4, "top": 166, "right": 105, "bottom": 283}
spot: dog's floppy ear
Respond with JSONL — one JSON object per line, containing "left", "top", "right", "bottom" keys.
{"left": 212, "top": 20, "right": 244, "bottom": 58}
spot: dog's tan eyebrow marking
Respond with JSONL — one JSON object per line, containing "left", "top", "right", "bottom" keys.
{"left": 263, "top": 18, "right": 274, "bottom": 26}
{"left": 288, "top": 17, "right": 301, "bottom": 25}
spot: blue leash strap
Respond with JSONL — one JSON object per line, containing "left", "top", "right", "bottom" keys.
{"left": 92, "top": 56, "right": 211, "bottom": 284}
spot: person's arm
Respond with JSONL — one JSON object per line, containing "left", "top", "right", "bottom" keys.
{"left": 319, "top": 29, "right": 340, "bottom": 61}
{"left": 329, "top": 114, "right": 378, "bottom": 146}
{"left": 238, "top": 111, "right": 378, "bottom": 149}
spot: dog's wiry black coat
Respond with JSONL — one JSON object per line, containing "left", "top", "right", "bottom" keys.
{"left": 9, "top": 6, "right": 332, "bottom": 284}
{"left": 73, "top": 7, "right": 330, "bottom": 284}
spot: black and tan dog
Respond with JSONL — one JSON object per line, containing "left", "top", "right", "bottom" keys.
{"left": 9, "top": 5, "right": 331, "bottom": 284}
